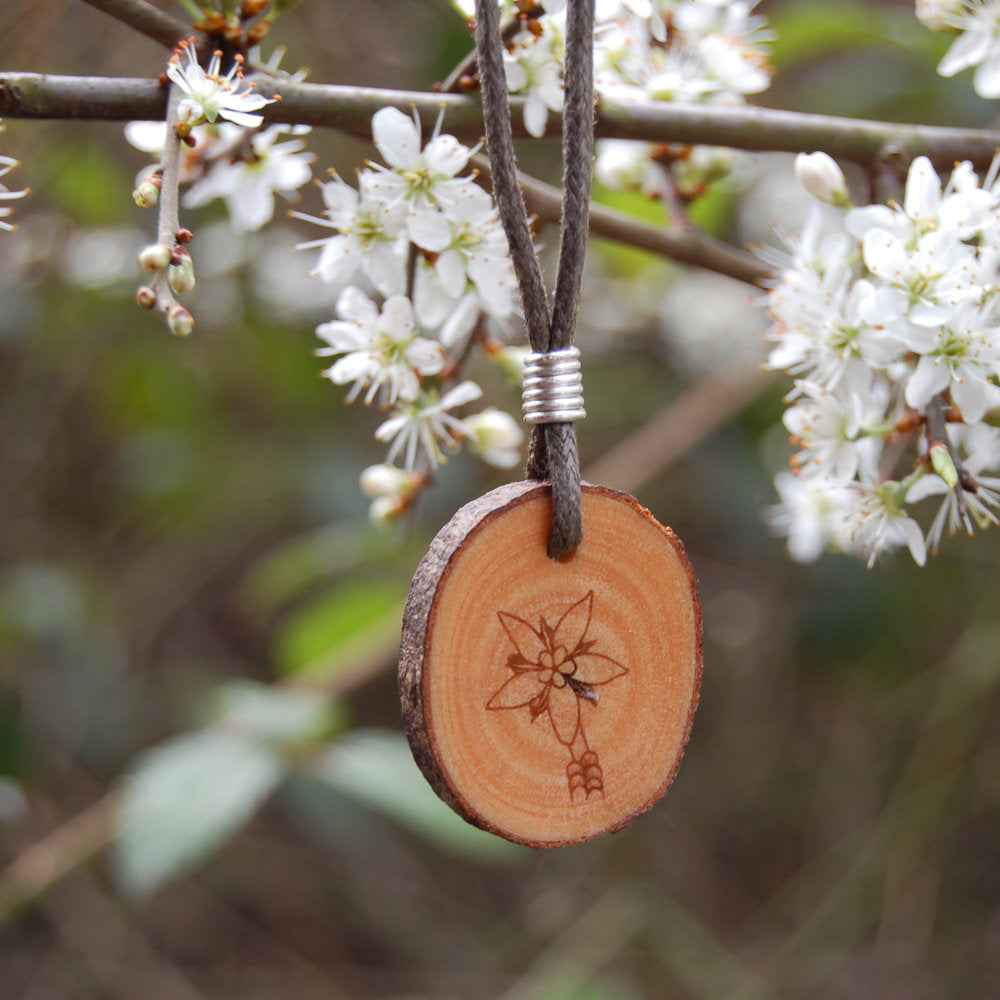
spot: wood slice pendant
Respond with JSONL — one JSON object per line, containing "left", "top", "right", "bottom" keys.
{"left": 399, "top": 480, "right": 702, "bottom": 847}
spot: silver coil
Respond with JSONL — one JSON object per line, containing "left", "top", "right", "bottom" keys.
{"left": 521, "top": 347, "right": 586, "bottom": 425}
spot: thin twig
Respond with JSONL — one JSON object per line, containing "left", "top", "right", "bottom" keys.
{"left": 78, "top": 0, "right": 204, "bottom": 50}
{"left": 472, "top": 154, "right": 769, "bottom": 286}
{"left": 0, "top": 792, "right": 118, "bottom": 926}
{"left": 4, "top": 73, "right": 1000, "bottom": 170}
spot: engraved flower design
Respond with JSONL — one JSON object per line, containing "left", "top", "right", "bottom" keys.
{"left": 486, "top": 591, "right": 628, "bottom": 798}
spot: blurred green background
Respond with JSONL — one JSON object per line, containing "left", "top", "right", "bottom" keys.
{"left": 3, "top": 1, "right": 1000, "bottom": 997}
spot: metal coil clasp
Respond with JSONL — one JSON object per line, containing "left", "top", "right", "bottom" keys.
{"left": 521, "top": 346, "right": 587, "bottom": 425}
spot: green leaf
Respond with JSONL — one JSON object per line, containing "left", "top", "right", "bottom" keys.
{"left": 271, "top": 579, "right": 406, "bottom": 680}
{"left": 113, "top": 730, "right": 284, "bottom": 896}
{"left": 211, "top": 679, "right": 344, "bottom": 747}
{"left": 238, "top": 524, "right": 370, "bottom": 613}
{"left": 311, "top": 729, "right": 524, "bottom": 863}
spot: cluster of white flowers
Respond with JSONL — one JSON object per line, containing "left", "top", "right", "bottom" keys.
{"left": 763, "top": 150, "right": 1000, "bottom": 566}
{"left": 478, "top": 0, "right": 763, "bottom": 198}
{"left": 294, "top": 107, "right": 524, "bottom": 521}
{"left": 917, "top": 0, "right": 1000, "bottom": 98}
{"left": 451, "top": 1, "right": 770, "bottom": 152}
{"left": 594, "top": 0, "right": 771, "bottom": 196}
{"left": 0, "top": 122, "right": 28, "bottom": 232}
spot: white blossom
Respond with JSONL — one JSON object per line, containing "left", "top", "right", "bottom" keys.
{"left": 375, "top": 381, "right": 485, "bottom": 470}
{"left": 767, "top": 471, "right": 853, "bottom": 563}
{"left": 316, "top": 288, "right": 444, "bottom": 405}
{"left": 366, "top": 107, "right": 478, "bottom": 223}
{"left": 462, "top": 408, "right": 524, "bottom": 468}
{"left": 842, "top": 480, "right": 927, "bottom": 568}
{"left": 293, "top": 172, "right": 408, "bottom": 295}
{"left": 183, "top": 125, "right": 313, "bottom": 232}
{"left": 166, "top": 42, "right": 276, "bottom": 129}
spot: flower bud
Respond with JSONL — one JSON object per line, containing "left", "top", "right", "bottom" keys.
{"left": 135, "top": 285, "right": 157, "bottom": 309}
{"left": 166, "top": 304, "right": 194, "bottom": 337}
{"left": 360, "top": 463, "right": 412, "bottom": 498}
{"left": 132, "top": 180, "right": 160, "bottom": 208}
{"left": 368, "top": 494, "right": 406, "bottom": 525}
{"left": 929, "top": 441, "right": 959, "bottom": 489}
{"left": 464, "top": 408, "right": 523, "bottom": 469}
{"left": 494, "top": 345, "right": 530, "bottom": 384}
{"left": 138, "top": 243, "right": 172, "bottom": 272}
{"left": 168, "top": 253, "right": 196, "bottom": 295}
{"left": 794, "top": 152, "right": 850, "bottom": 207}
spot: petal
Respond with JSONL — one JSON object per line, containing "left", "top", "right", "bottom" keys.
{"left": 486, "top": 670, "right": 546, "bottom": 710}
{"left": 862, "top": 228, "right": 909, "bottom": 280}
{"left": 555, "top": 591, "right": 593, "bottom": 652}
{"left": 546, "top": 684, "right": 581, "bottom": 745}
{"left": 336, "top": 286, "right": 378, "bottom": 323}
{"left": 372, "top": 106, "right": 420, "bottom": 169}
{"left": 315, "top": 319, "right": 367, "bottom": 352}
{"left": 367, "top": 244, "right": 407, "bottom": 297}
{"left": 314, "top": 235, "right": 355, "bottom": 282}
{"left": 380, "top": 294, "right": 416, "bottom": 336}
{"left": 572, "top": 652, "right": 628, "bottom": 686}
{"left": 974, "top": 42, "right": 1000, "bottom": 98}
{"left": 320, "top": 177, "right": 358, "bottom": 217}
{"left": 435, "top": 249, "right": 468, "bottom": 297}
{"left": 124, "top": 120, "right": 167, "bottom": 154}
{"left": 408, "top": 210, "right": 453, "bottom": 252}
{"left": 905, "top": 355, "right": 950, "bottom": 410}
{"left": 939, "top": 28, "right": 992, "bottom": 78}
{"left": 951, "top": 370, "right": 1000, "bottom": 424}
{"left": 899, "top": 516, "right": 927, "bottom": 567}
{"left": 440, "top": 380, "right": 483, "bottom": 409}
{"left": 424, "top": 134, "right": 471, "bottom": 177}
{"left": 903, "top": 157, "right": 941, "bottom": 222}
{"left": 497, "top": 611, "right": 546, "bottom": 663}
{"left": 504, "top": 60, "right": 528, "bottom": 92}
{"left": 523, "top": 95, "right": 548, "bottom": 139}
{"left": 406, "top": 337, "right": 445, "bottom": 375}
{"left": 439, "top": 294, "right": 481, "bottom": 349}
{"left": 217, "top": 108, "right": 265, "bottom": 128}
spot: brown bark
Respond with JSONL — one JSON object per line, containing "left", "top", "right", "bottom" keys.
{"left": 400, "top": 481, "right": 702, "bottom": 848}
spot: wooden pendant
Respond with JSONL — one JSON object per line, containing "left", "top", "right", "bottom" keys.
{"left": 399, "top": 480, "right": 702, "bottom": 848}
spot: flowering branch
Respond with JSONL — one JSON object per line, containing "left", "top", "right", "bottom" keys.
{"left": 133, "top": 83, "right": 195, "bottom": 336}
{"left": 3, "top": 72, "right": 1000, "bottom": 170}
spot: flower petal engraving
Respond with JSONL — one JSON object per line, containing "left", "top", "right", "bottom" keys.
{"left": 485, "top": 670, "right": 545, "bottom": 710}
{"left": 547, "top": 684, "right": 581, "bottom": 745}
{"left": 572, "top": 652, "right": 629, "bottom": 686}
{"left": 497, "top": 610, "right": 546, "bottom": 664}
{"left": 556, "top": 591, "right": 593, "bottom": 652}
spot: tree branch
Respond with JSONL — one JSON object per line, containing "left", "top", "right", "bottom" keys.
{"left": 472, "top": 154, "right": 769, "bottom": 286}
{"left": 78, "top": 0, "right": 204, "bottom": 50}
{"left": 3, "top": 72, "right": 1000, "bottom": 170}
